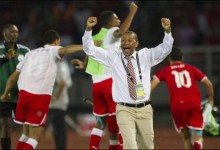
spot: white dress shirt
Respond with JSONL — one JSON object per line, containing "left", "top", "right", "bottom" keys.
{"left": 83, "top": 30, "right": 174, "bottom": 104}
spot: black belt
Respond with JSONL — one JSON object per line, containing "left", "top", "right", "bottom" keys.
{"left": 118, "top": 100, "right": 152, "bottom": 108}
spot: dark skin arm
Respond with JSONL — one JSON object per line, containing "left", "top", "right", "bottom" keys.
{"left": 0, "top": 70, "right": 20, "bottom": 101}
{"left": 113, "top": 2, "right": 138, "bottom": 38}
{"left": 58, "top": 45, "right": 83, "bottom": 58}
{"left": 202, "top": 78, "right": 214, "bottom": 107}
{"left": 71, "top": 56, "right": 87, "bottom": 70}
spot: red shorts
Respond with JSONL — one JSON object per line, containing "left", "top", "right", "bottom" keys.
{"left": 171, "top": 100, "right": 203, "bottom": 132}
{"left": 14, "top": 90, "right": 51, "bottom": 127}
{"left": 92, "top": 78, "right": 116, "bottom": 116}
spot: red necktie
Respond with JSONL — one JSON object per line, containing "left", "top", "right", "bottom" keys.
{"left": 127, "top": 57, "right": 137, "bottom": 100}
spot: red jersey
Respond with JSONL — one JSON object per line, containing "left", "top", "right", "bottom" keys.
{"left": 153, "top": 62, "right": 206, "bottom": 105}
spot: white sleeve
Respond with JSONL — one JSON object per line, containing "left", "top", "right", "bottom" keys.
{"left": 52, "top": 46, "right": 62, "bottom": 61}
{"left": 144, "top": 32, "right": 174, "bottom": 67}
{"left": 16, "top": 52, "right": 29, "bottom": 72}
{"left": 106, "top": 27, "right": 119, "bottom": 41}
{"left": 82, "top": 30, "right": 116, "bottom": 67}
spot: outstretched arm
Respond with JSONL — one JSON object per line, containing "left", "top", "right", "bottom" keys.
{"left": 151, "top": 77, "right": 160, "bottom": 93}
{"left": 202, "top": 78, "right": 214, "bottom": 107}
{"left": 58, "top": 45, "right": 83, "bottom": 58}
{"left": 0, "top": 70, "right": 20, "bottom": 102}
{"left": 113, "top": 2, "right": 138, "bottom": 38}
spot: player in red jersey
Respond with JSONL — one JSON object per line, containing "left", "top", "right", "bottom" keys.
{"left": 151, "top": 47, "right": 214, "bottom": 150}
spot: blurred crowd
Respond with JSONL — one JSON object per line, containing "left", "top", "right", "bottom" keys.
{"left": 0, "top": 1, "right": 220, "bottom": 49}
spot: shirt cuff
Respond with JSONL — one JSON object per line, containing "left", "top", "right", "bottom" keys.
{"left": 84, "top": 30, "right": 92, "bottom": 35}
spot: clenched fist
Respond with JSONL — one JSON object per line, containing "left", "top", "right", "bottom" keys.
{"left": 86, "top": 17, "right": 97, "bottom": 31}
{"left": 161, "top": 18, "right": 171, "bottom": 33}
{"left": 130, "top": 2, "right": 138, "bottom": 14}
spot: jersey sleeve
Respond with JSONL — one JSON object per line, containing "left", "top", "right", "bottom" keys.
{"left": 107, "top": 27, "right": 119, "bottom": 41}
{"left": 153, "top": 68, "right": 166, "bottom": 81}
{"left": 192, "top": 66, "right": 206, "bottom": 82}
{"left": 52, "top": 46, "right": 62, "bottom": 61}
{"left": 16, "top": 56, "right": 26, "bottom": 72}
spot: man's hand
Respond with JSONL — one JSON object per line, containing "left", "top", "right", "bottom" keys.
{"left": 161, "top": 18, "right": 171, "bottom": 33}
{"left": 0, "top": 93, "right": 11, "bottom": 102}
{"left": 71, "top": 59, "right": 85, "bottom": 69}
{"left": 130, "top": 2, "right": 138, "bottom": 14}
{"left": 94, "top": 40, "right": 103, "bottom": 47}
{"left": 5, "top": 49, "right": 17, "bottom": 59}
{"left": 86, "top": 17, "right": 97, "bottom": 31}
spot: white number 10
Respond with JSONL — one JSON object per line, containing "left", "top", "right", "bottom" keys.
{"left": 171, "top": 70, "right": 192, "bottom": 88}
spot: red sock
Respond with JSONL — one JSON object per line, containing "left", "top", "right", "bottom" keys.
{"left": 193, "top": 141, "right": 202, "bottom": 150}
{"left": 21, "top": 138, "right": 38, "bottom": 150}
{"left": 109, "top": 140, "right": 121, "bottom": 150}
{"left": 21, "top": 143, "right": 34, "bottom": 150}
{"left": 16, "top": 134, "right": 29, "bottom": 150}
{"left": 90, "top": 128, "right": 103, "bottom": 150}
{"left": 16, "top": 141, "right": 26, "bottom": 150}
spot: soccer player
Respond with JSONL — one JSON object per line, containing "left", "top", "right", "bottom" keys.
{"left": 0, "top": 24, "right": 30, "bottom": 150}
{"left": 0, "top": 30, "right": 82, "bottom": 150}
{"left": 151, "top": 47, "right": 214, "bottom": 150}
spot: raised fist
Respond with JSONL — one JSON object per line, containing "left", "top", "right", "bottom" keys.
{"left": 86, "top": 17, "right": 97, "bottom": 30}
{"left": 161, "top": 18, "right": 171, "bottom": 33}
{"left": 130, "top": 2, "right": 138, "bottom": 14}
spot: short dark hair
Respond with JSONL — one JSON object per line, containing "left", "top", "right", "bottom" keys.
{"left": 169, "top": 47, "right": 183, "bottom": 61}
{"left": 43, "top": 30, "right": 60, "bottom": 44}
{"left": 123, "top": 31, "right": 138, "bottom": 41}
{"left": 99, "top": 11, "right": 114, "bottom": 27}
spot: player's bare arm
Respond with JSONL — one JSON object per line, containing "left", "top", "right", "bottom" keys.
{"left": 150, "top": 78, "right": 160, "bottom": 93}
{"left": 161, "top": 18, "right": 171, "bottom": 33}
{"left": 202, "top": 78, "right": 214, "bottom": 107}
{"left": 58, "top": 45, "right": 83, "bottom": 57}
{"left": 0, "top": 70, "right": 20, "bottom": 102}
{"left": 114, "top": 2, "right": 138, "bottom": 38}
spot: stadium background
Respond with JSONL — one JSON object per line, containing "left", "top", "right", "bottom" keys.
{"left": 0, "top": 1, "right": 220, "bottom": 149}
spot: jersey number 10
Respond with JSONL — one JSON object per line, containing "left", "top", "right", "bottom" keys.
{"left": 171, "top": 70, "right": 192, "bottom": 88}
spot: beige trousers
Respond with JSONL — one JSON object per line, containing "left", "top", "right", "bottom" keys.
{"left": 116, "top": 104, "right": 154, "bottom": 149}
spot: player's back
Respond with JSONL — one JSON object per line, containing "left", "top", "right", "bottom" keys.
{"left": 17, "top": 45, "right": 61, "bottom": 95}
{"left": 158, "top": 62, "right": 206, "bottom": 103}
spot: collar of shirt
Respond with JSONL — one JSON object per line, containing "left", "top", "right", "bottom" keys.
{"left": 3, "top": 41, "right": 18, "bottom": 51}
{"left": 122, "top": 51, "right": 138, "bottom": 60}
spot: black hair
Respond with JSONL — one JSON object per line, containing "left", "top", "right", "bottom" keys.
{"left": 123, "top": 31, "right": 139, "bottom": 41}
{"left": 43, "top": 30, "right": 60, "bottom": 44}
{"left": 169, "top": 47, "right": 183, "bottom": 61}
{"left": 99, "top": 11, "right": 114, "bottom": 27}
